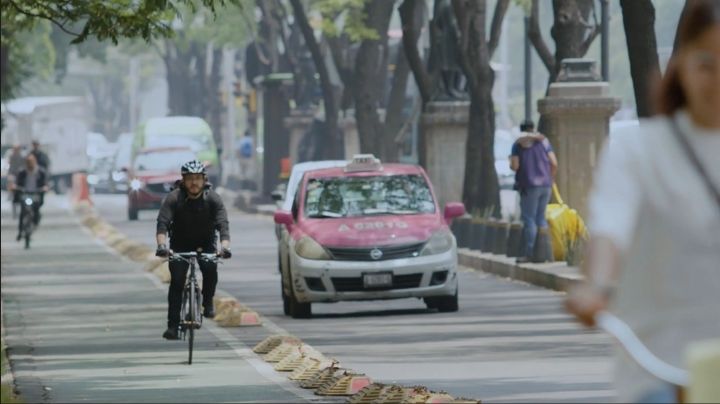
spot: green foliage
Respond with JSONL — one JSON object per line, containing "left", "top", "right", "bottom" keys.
{"left": 1, "top": 20, "right": 55, "bottom": 100}
{"left": 1, "top": 0, "right": 242, "bottom": 45}
{"left": 312, "top": 0, "right": 379, "bottom": 41}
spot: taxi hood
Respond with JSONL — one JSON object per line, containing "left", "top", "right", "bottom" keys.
{"left": 300, "top": 214, "right": 445, "bottom": 247}
{"left": 134, "top": 171, "right": 180, "bottom": 184}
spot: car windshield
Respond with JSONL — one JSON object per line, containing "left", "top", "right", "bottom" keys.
{"left": 133, "top": 150, "right": 195, "bottom": 171}
{"left": 303, "top": 174, "right": 436, "bottom": 218}
{"left": 147, "top": 135, "right": 208, "bottom": 152}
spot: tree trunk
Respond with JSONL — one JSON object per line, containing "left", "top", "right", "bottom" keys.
{"left": 620, "top": 0, "right": 660, "bottom": 118}
{"left": 453, "top": 0, "right": 508, "bottom": 217}
{"left": 290, "top": 0, "right": 342, "bottom": 159}
{"left": 399, "top": 0, "right": 432, "bottom": 106}
{"left": 353, "top": 0, "right": 395, "bottom": 157}
{"left": 383, "top": 44, "right": 411, "bottom": 162}
{"left": 206, "top": 47, "right": 224, "bottom": 149}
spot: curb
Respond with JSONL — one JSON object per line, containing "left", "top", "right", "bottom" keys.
{"left": 458, "top": 248, "right": 581, "bottom": 292}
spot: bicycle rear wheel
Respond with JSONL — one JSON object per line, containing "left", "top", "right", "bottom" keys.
{"left": 23, "top": 211, "right": 33, "bottom": 249}
{"left": 188, "top": 283, "right": 196, "bottom": 365}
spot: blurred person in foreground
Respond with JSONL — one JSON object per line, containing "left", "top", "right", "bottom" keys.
{"left": 565, "top": 1, "right": 720, "bottom": 402}
{"left": 510, "top": 119, "right": 558, "bottom": 263}
{"left": 11, "top": 154, "right": 49, "bottom": 240}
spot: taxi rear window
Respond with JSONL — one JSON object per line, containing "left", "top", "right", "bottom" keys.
{"left": 303, "top": 174, "right": 435, "bottom": 218}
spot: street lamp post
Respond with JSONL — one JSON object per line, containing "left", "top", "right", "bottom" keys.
{"left": 524, "top": 14, "right": 532, "bottom": 122}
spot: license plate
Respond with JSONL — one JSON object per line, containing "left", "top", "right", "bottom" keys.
{"left": 363, "top": 272, "right": 393, "bottom": 288}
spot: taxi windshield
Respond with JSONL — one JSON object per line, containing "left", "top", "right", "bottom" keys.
{"left": 303, "top": 174, "right": 436, "bottom": 218}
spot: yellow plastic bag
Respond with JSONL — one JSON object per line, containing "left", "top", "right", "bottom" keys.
{"left": 545, "top": 184, "right": 588, "bottom": 261}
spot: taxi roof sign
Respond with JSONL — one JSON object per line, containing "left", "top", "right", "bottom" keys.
{"left": 344, "top": 154, "right": 383, "bottom": 173}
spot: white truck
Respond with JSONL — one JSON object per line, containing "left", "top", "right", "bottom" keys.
{"left": 1, "top": 96, "right": 90, "bottom": 193}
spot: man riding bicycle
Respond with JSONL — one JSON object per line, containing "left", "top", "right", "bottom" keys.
{"left": 11, "top": 154, "right": 49, "bottom": 241}
{"left": 155, "top": 160, "right": 232, "bottom": 340}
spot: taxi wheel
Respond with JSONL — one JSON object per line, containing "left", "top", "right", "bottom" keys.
{"left": 437, "top": 289, "right": 459, "bottom": 312}
{"left": 281, "top": 276, "right": 291, "bottom": 315}
{"left": 287, "top": 273, "right": 311, "bottom": 319}
{"left": 426, "top": 288, "right": 459, "bottom": 312}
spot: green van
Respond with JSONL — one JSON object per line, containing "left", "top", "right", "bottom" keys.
{"left": 132, "top": 116, "right": 220, "bottom": 184}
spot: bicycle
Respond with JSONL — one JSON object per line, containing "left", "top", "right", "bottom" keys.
{"left": 595, "top": 311, "right": 689, "bottom": 402}
{"left": 169, "top": 251, "right": 220, "bottom": 365}
{"left": 16, "top": 189, "right": 43, "bottom": 249}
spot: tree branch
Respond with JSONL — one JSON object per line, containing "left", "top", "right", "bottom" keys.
{"left": 528, "top": 0, "right": 554, "bottom": 74}
{"left": 487, "top": 0, "right": 510, "bottom": 58}
{"left": 5, "top": 0, "right": 82, "bottom": 38}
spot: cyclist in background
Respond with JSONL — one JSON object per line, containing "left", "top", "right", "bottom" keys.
{"left": 11, "top": 154, "right": 49, "bottom": 241}
{"left": 155, "top": 160, "right": 232, "bottom": 340}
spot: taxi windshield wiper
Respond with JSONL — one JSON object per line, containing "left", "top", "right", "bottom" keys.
{"left": 307, "top": 211, "right": 344, "bottom": 218}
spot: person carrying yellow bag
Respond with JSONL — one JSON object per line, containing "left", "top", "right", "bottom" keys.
{"left": 510, "top": 120, "right": 558, "bottom": 263}
{"left": 545, "top": 183, "right": 589, "bottom": 263}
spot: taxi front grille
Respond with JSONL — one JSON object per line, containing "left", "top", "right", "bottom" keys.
{"left": 331, "top": 273, "right": 423, "bottom": 292}
{"left": 327, "top": 243, "right": 425, "bottom": 261}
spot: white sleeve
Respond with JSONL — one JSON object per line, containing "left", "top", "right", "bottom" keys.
{"left": 587, "top": 131, "right": 644, "bottom": 252}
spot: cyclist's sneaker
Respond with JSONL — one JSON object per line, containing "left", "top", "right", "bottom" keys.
{"left": 16, "top": 233, "right": 22, "bottom": 241}
{"left": 162, "top": 327, "right": 180, "bottom": 340}
{"left": 203, "top": 304, "right": 215, "bottom": 319}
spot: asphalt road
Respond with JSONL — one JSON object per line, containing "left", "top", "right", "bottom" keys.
{"left": 92, "top": 193, "right": 615, "bottom": 403}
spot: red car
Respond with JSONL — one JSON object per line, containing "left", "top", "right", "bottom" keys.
{"left": 127, "top": 147, "right": 196, "bottom": 220}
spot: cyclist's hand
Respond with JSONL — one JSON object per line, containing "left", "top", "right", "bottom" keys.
{"left": 220, "top": 247, "right": 232, "bottom": 259}
{"left": 565, "top": 282, "right": 611, "bottom": 328}
{"left": 156, "top": 244, "right": 170, "bottom": 258}
{"left": 41, "top": 185, "right": 50, "bottom": 192}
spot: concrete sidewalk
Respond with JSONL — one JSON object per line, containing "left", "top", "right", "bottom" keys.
{"left": 0, "top": 194, "right": 314, "bottom": 403}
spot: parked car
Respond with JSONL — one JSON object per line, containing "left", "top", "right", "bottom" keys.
{"left": 273, "top": 154, "right": 466, "bottom": 318}
{"left": 127, "top": 147, "right": 196, "bottom": 220}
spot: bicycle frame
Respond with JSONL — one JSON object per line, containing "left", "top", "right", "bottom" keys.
{"left": 170, "top": 251, "right": 218, "bottom": 365}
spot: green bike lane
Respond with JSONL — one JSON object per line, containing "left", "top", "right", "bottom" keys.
{"left": 0, "top": 193, "right": 319, "bottom": 403}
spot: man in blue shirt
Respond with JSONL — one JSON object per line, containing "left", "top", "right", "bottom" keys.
{"left": 510, "top": 120, "right": 558, "bottom": 263}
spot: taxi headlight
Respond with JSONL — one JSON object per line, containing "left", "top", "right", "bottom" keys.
{"left": 295, "top": 236, "right": 331, "bottom": 260}
{"left": 420, "top": 230, "right": 454, "bottom": 256}
{"left": 130, "top": 179, "right": 143, "bottom": 191}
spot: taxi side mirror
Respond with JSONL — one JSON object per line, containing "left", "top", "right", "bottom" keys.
{"left": 274, "top": 210, "right": 294, "bottom": 226}
{"left": 443, "top": 202, "right": 465, "bottom": 221}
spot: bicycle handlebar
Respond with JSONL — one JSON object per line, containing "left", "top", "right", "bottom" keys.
{"left": 595, "top": 311, "right": 689, "bottom": 387}
{"left": 168, "top": 251, "right": 221, "bottom": 263}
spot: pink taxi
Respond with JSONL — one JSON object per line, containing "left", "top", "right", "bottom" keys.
{"left": 274, "top": 155, "right": 465, "bottom": 318}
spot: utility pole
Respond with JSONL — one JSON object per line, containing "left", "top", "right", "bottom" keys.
{"left": 129, "top": 57, "right": 139, "bottom": 131}
{"left": 524, "top": 14, "right": 532, "bottom": 122}
{"left": 601, "top": 0, "right": 610, "bottom": 81}
{"left": 222, "top": 47, "right": 237, "bottom": 185}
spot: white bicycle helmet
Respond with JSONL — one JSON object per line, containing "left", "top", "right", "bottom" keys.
{"left": 181, "top": 160, "right": 206, "bottom": 176}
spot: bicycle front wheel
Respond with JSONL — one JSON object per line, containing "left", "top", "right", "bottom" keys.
{"left": 188, "top": 283, "right": 196, "bottom": 365}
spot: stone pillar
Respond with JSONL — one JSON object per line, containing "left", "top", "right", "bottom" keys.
{"left": 537, "top": 59, "right": 620, "bottom": 219}
{"left": 339, "top": 114, "right": 360, "bottom": 159}
{"left": 283, "top": 110, "right": 315, "bottom": 166}
{"left": 420, "top": 101, "right": 470, "bottom": 208}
